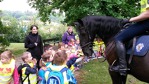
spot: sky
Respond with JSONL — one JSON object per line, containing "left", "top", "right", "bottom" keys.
{"left": 0, "top": 0, "right": 37, "bottom": 12}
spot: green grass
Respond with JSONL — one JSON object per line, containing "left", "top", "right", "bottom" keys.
{"left": 6, "top": 43, "right": 26, "bottom": 57}
{"left": 78, "top": 59, "right": 111, "bottom": 84}
{"left": 79, "top": 58, "right": 148, "bottom": 84}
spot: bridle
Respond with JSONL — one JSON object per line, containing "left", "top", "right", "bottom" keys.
{"left": 79, "top": 26, "right": 106, "bottom": 62}
{"left": 81, "top": 42, "right": 92, "bottom": 48}
{"left": 79, "top": 26, "right": 93, "bottom": 50}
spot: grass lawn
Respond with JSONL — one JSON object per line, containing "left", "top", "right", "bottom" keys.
{"left": 6, "top": 43, "right": 26, "bottom": 57}
{"left": 78, "top": 58, "right": 148, "bottom": 84}
{"left": 6, "top": 43, "right": 148, "bottom": 84}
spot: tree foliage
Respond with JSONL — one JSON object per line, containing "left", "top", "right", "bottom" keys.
{"left": 0, "top": 20, "right": 10, "bottom": 52}
{"left": 28, "top": 0, "right": 140, "bottom": 24}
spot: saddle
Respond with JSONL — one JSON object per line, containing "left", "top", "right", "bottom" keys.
{"left": 127, "top": 35, "right": 149, "bottom": 56}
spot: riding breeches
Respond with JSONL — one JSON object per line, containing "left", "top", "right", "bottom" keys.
{"left": 115, "top": 19, "right": 149, "bottom": 42}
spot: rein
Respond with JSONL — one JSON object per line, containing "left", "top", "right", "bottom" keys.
{"left": 80, "top": 26, "right": 106, "bottom": 62}
{"left": 81, "top": 42, "right": 92, "bottom": 48}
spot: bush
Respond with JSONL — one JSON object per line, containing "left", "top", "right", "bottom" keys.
{"left": 0, "top": 36, "right": 10, "bottom": 53}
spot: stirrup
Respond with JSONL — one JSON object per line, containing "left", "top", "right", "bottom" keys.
{"left": 119, "top": 68, "right": 130, "bottom": 71}
{"left": 109, "top": 65, "right": 119, "bottom": 72}
{"left": 110, "top": 65, "right": 130, "bottom": 72}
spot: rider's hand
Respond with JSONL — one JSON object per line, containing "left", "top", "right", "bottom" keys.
{"left": 122, "top": 19, "right": 132, "bottom": 28}
{"left": 122, "top": 19, "right": 130, "bottom": 25}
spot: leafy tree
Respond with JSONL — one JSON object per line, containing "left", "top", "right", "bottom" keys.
{"left": 0, "top": 0, "right": 8, "bottom": 53}
{"left": 28, "top": 0, "right": 140, "bottom": 24}
{"left": 1, "top": 11, "right": 39, "bottom": 43}
{"left": 0, "top": 20, "right": 10, "bottom": 53}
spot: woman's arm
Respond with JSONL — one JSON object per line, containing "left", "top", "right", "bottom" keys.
{"left": 62, "top": 32, "right": 67, "bottom": 44}
{"left": 24, "top": 36, "right": 36, "bottom": 48}
{"left": 39, "top": 35, "right": 44, "bottom": 55}
{"left": 130, "top": 9, "right": 149, "bottom": 22}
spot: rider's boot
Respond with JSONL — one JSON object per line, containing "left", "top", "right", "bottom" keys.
{"left": 110, "top": 41, "right": 128, "bottom": 76}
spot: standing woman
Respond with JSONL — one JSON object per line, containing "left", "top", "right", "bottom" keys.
{"left": 62, "top": 26, "right": 76, "bottom": 45}
{"left": 24, "top": 25, "right": 43, "bottom": 69}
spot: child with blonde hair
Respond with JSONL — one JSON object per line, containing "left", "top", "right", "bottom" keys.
{"left": 0, "top": 50, "right": 19, "bottom": 84}
{"left": 21, "top": 51, "right": 37, "bottom": 84}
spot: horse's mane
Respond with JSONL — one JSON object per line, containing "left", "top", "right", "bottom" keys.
{"left": 81, "top": 15, "right": 124, "bottom": 42}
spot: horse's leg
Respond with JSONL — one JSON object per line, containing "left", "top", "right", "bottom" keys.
{"left": 109, "top": 71, "right": 127, "bottom": 84}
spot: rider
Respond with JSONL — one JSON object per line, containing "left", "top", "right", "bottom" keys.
{"left": 110, "top": 0, "right": 149, "bottom": 76}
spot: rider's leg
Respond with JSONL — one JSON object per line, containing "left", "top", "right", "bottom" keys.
{"left": 110, "top": 19, "right": 149, "bottom": 76}
{"left": 112, "top": 41, "right": 127, "bottom": 76}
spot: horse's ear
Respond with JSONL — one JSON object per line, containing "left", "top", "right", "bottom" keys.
{"left": 77, "top": 19, "right": 84, "bottom": 27}
{"left": 74, "top": 22, "right": 78, "bottom": 26}
{"left": 73, "top": 19, "right": 84, "bottom": 30}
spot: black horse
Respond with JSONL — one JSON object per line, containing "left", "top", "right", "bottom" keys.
{"left": 74, "top": 15, "right": 149, "bottom": 84}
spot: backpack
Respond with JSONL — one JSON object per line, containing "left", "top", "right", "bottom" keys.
{"left": 38, "top": 63, "right": 52, "bottom": 83}
{"left": 18, "top": 64, "right": 31, "bottom": 84}
{"left": 45, "top": 67, "right": 68, "bottom": 84}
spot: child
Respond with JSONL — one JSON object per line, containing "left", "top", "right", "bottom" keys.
{"left": 75, "top": 39, "right": 81, "bottom": 50}
{"left": 92, "top": 38, "right": 101, "bottom": 59}
{"left": 68, "top": 38, "right": 75, "bottom": 47}
{"left": 38, "top": 51, "right": 55, "bottom": 84}
{"left": 43, "top": 44, "right": 53, "bottom": 52}
{"left": 0, "top": 50, "right": 19, "bottom": 84}
{"left": 58, "top": 42, "right": 65, "bottom": 51}
{"left": 66, "top": 46, "right": 84, "bottom": 71}
{"left": 21, "top": 51, "right": 37, "bottom": 84}
{"left": 99, "top": 39, "right": 105, "bottom": 58}
{"left": 45, "top": 50, "right": 77, "bottom": 84}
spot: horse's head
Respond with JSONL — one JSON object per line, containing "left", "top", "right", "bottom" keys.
{"left": 74, "top": 16, "right": 126, "bottom": 56}
{"left": 74, "top": 19, "right": 93, "bottom": 56}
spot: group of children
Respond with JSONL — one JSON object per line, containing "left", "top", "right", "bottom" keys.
{"left": 0, "top": 37, "right": 105, "bottom": 84}
{"left": 0, "top": 39, "right": 84, "bottom": 84}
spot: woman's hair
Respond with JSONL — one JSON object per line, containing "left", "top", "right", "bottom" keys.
{"left": 0, "top": 50, "right": 14, "bottom": 60}
{"left": 30, "top": 25, "right": 38, "bottom": 30}
{"left": 53, "top": 50, "right": 67, "bottom": 65}
{"left": 21, "top": 52, "right": 31, "bottom": 62}
{"left": 68, "top": 26, "right": 73, "bottom": 30}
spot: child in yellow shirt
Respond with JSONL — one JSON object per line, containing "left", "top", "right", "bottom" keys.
{"left": 0, "top": 50, "right": 19, "bottom": 84}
